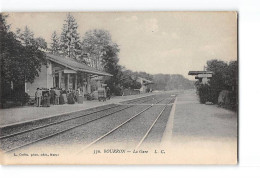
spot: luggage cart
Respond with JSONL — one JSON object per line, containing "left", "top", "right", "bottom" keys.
{"left": 98, "top": 88, "right": 106, "bottom": 102}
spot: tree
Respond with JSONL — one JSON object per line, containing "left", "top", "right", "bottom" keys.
{"left": 35, "top": 37, "right": 47, "bottom": 50}
{"left": 225, "top": 61, "right": 238, "bottom": 90}
{"left": 151, "top": 74, "right": 194, "bottom": 91}
{"left": 82, "top": 29, "right": 125, "bottom": 95}
{"left": 206, "top": 59, "right": 229, "bottom": 103}
{"left": 16, "top": 26, "right": 34, "bottom": 46}
{"left": 49, "top": 31, "right": 60, "bottom": 54}
{"left": 120, "top": 71, "right": 141, "bottom": 89}
{"left": 60, "top": 13, "right": 81, "bottom": 60}
{"left": 82, "top": 29, "right": 113, "bottom": 69}
{"left": 16, "top": 26, "right": 47, "bottom": 50}
{"left": 0, "top": 14, "right": 46, "bottom": 105}
{"left": 226, "top": 61, "right": 238, "bottom": 110}
{"left": 14, "top": 26, "right": 47, "bottom": 83}
{"left": 101, "top": 44, "right": 123, "bottom": 95}
{"left": 195, "top": 59, "right": 238, "bottom": 110}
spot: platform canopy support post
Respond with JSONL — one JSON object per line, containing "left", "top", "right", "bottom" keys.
{"left": 58, "top": 71, "right": 62, "bottom": 88}
{"left": 87, "top": 74, "right": 91, "bottom": 94}
{"left": 75, "top": 74, "right": 78, "bottom": 90}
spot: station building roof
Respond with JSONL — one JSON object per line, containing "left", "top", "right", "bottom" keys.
{"left": 46, "top": 53, "right": 113, "bottom": 77}
{"left": 188, "top": 71, "right": 213, "bottom": 76}
{"left": 137, "top": 77, "right": 153, "bottom": 84}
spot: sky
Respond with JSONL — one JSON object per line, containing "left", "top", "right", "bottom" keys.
{"left": 5, "top": 12, "right": 237, "bottom": 80}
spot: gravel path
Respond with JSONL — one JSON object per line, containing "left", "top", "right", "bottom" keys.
{"left": 173, "top": 91, "right": 237, "bottom": 140}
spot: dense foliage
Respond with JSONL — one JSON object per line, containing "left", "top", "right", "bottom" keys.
{"left": 196, "top": 59, "right": 238, "bottom": 110}
{"left": 82, "top": 29, "right": 113, "bottom": 69}
{"left": 0, "top": 14, "right": 46, "bottom": 107}
{"left": 151, "top": 74, "right": 195, "bottom": 91}
{"left": 49, "top": 31, "right": 60, "bottom": 55}
{"left": 60, "top": 13, "right": 82, "bottom": 60}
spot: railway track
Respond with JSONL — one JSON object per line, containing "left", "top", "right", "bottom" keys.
{"left": 0, "top": 95, "right": 155, "bottom": 139}
{"left": 134, "top": 103, "right": 169, "bottom": 149}
{"left": 75, "top": 96, "right": 175, "bottom": 154}
{"left": 0, "top": 94, "right": 168, "bottom": 153}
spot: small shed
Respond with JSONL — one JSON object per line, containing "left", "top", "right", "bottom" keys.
{"left": 136, "top": 77, "right": 153, "bottom": 93}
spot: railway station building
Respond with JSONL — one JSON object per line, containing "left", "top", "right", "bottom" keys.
{"left": 25, "top": 53, "right": 112, "bottom": 97}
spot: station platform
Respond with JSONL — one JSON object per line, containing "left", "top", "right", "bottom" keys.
{"left": 164, "top": 90, "right": 238, "bottom": 164}
{"left": 0, "top": 93, "right": 154, "bottom": 127}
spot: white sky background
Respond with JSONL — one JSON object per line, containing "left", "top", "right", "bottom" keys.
{"left": 6, "top": 12, "right": 237, "bottom": 80}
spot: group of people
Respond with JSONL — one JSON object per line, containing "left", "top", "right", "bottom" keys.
{"left": 35, "top": 87, "right": 83, "bottom": 107}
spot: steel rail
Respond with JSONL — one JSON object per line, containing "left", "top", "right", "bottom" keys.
{"left": 2, "top": 96, "right": 165, "bottom": 153}
{"left": 75, "top": 97, "right": 168, "bottom": 155}
{"left": 3, "top": 105, "right": 134, "bottom": 153}
{"left": 134, "top": 98, "right": 174, "bottom": 150}
{"left": 0, "top": 105, "right": 118, "bottom": 139}
{"left": 0, "top": 95, "right": 155, "bottom": 140}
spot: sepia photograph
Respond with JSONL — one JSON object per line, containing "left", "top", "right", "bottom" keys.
{"left": 0, "top": 11, "right": 238, "bottom": 165}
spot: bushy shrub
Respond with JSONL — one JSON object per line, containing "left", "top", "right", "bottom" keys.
{"left": 227, "top": 91, "right": 238, "bottom": 111}
{"left": 197, "top": 84, "right": 213, "bottom": 104}
{"left": 195, "top": 60, "right": 237, "bottom": 111}
{"left": 111, "top": 85, "right": 123, "bottom": 96}
{"left": 1, "top": 91, "right": 30, "bottom": 108}
{"left": 230, "top": 92, "right": 238, "bottom": 111}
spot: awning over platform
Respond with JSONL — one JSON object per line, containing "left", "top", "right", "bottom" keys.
{"left": 46, "top": 53, "right": 113, "bottom": 77}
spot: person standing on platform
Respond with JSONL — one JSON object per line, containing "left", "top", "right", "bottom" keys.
{"left": 106, "top": 87, "right": 111, "bottom": 100}
{"left": 42, "top": 91, "right": 50, "bottom": 107}
{"left": 54, "top": 88, "right": 60, "bottom": 105}
{"left": 59, "top": 90, "right": 65, "bottom": 105}
{"left": 62, "top": 90, "right": 68, "bottom": 104}
{"left": 76, "top": 89, "right": 80, "bottom": 103}
{"left": 46, "top": 90, "right": 51, "bottom": 107}
{"left": 50, "top": 88, "right": 55, "bottom": 105}
{"left": 68, "top": 90, "right": 75, "bottom": 104}
{"left": 35, "top": 88, "right": 42, "bottom": 107}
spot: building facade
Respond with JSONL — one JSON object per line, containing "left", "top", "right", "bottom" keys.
{"left": 25, "top": 53, "right": 112, "bottom": 97}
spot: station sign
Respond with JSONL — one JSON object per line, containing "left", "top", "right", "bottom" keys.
{"left": 64, "top": 69, "right": 77, "bottom": 74}
{"left": 197, "top": 74, "right": 212, "bottom": 78}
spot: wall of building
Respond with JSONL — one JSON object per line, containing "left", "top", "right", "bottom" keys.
{"left": 25, "top": 62, "right": 53, "bottom": 97}
{"left": 46, "top": 62, "right": 53, "bottom": 89}
{"left": 140, "top": 85, "right": 147, "bottom": 93}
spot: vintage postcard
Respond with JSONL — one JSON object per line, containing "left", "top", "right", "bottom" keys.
{"left": 0, "top": 12, "right": 238, "bottom": 165}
